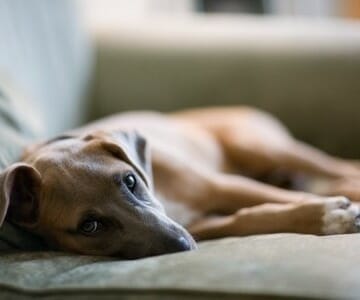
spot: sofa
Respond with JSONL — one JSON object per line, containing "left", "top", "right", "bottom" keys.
{"left": 1, "top": 1, "right": 360, "bottom": 299}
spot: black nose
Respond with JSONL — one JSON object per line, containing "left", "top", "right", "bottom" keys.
{"left": 175, "top": 237, "right": 192, "bottom": 251}
{"left": 163, "top": 235, "right": 193, "bottom": 254}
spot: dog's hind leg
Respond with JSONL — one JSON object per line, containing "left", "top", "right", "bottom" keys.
{"left": 217, "top": 109, "right": 360, "bottom": 179}
{"left": 153, "top": 151, "right": 345, "bottom": 215}
{"left": 188, "top": 197, "right": 360, "bottom": 240}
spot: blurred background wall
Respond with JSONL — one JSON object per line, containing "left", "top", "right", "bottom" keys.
{"left": 82, "top": 0, "right": 360, "bottom": 20}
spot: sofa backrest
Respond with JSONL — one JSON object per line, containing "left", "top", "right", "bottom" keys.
{"left": 0, "top": 0, "right": 92, "bottom": 138}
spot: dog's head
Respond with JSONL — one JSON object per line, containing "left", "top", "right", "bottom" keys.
{"left": 0, "top": 131, "right": 196, "bottom": 258}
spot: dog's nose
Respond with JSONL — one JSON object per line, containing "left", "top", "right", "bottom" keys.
{"left": 164, "top": 235, "right": 193, "bottom": 253}
{"left": 175, "top": 237, "right": 192, "bottom": 251}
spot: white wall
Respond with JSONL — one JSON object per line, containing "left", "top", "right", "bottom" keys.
{"left": 82, "top": 0, "right": 195, "bottom": 28}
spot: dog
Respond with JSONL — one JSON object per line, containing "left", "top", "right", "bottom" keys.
{"left": 1, "top": 106, "right": 360, "bottom": 258}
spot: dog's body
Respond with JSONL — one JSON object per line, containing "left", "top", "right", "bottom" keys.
{"left": 2, "top": 106, "right": 360, "bottom": 258}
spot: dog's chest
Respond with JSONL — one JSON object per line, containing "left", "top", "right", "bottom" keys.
{"left": 156, "top": 194, "right": 202, "bottom": 227}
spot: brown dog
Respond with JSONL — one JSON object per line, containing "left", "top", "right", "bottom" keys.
{"left": 1, "top": 106, "right": 360, "bottom": 258}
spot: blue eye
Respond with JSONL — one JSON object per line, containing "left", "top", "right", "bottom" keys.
{"left": 124, "top": 174, "right": 136, "bottom": 192}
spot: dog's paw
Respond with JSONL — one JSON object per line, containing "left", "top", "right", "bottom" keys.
{"left": 322, "top": 196, "right": 360, "bottom": 234}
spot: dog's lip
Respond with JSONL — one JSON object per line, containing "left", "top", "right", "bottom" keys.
{"left": 112, "top": 234, "right": 197, "bottom": 259}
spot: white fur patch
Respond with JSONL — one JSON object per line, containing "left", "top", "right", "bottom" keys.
{"left": 322, "top": 196, "right": 360, "bottom": 234}
{"left": 156, "top": 194, "right": 202, "bottom": 227}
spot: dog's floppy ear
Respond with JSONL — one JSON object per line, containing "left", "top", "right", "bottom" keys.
{"left": 0, "top": 163, "right": 41, "bottom": 228}
{"left": 101, "top": 131, "right": 153, "bottom": 190}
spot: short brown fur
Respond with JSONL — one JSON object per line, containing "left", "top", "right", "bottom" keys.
{"left": 1, "top": 106, "right": 360, "bottom": 257}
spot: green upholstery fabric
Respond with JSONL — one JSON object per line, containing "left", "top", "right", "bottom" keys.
{"left": 0, "top": 0, "right": 92, "bottom": 137}
{"left": 0, "top": 77, "right": 39, "bottom": 168}
{"left": 1, "top": 234, "right": 360, "bottom": 300}
{"left": 92, "top": 17, "right": 360, "bottom": 158}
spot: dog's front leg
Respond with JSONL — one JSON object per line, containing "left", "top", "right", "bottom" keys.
{"left": 205, "top": 173, "right": 324, "bottom": 214}
{"left": 188, "top": 197, "right": 360, "bottom": 240}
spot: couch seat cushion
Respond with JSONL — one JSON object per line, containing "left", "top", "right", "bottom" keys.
{"left": 0, "top": 233, "right": 360, "bottom": 300}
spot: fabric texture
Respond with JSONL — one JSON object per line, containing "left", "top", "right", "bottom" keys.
{"left": 0, "top": 234, "right": 360, "bottom": 300}
{"left": 0, "top": 0, "right": 93, "bottom": 137}
{"left": 0, "top": 76, "right": 39, "bottom": 169}
{"left": 92, "top": 16, "right": 360, "bottom": 158}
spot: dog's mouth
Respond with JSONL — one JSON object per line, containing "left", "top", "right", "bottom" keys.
{"left": 112, "top": 231, "right": 197, "bottom": 259}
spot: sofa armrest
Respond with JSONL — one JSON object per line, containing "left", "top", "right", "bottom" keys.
{"left": 90, "top": 15, "right": 360, "bottom": 156}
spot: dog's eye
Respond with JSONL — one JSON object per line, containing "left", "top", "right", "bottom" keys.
{"left": 79, "top": 219, "right": 101, "bottom": 234}
{"left": 124, "top": 173, "right": 136, "bottom": 192}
